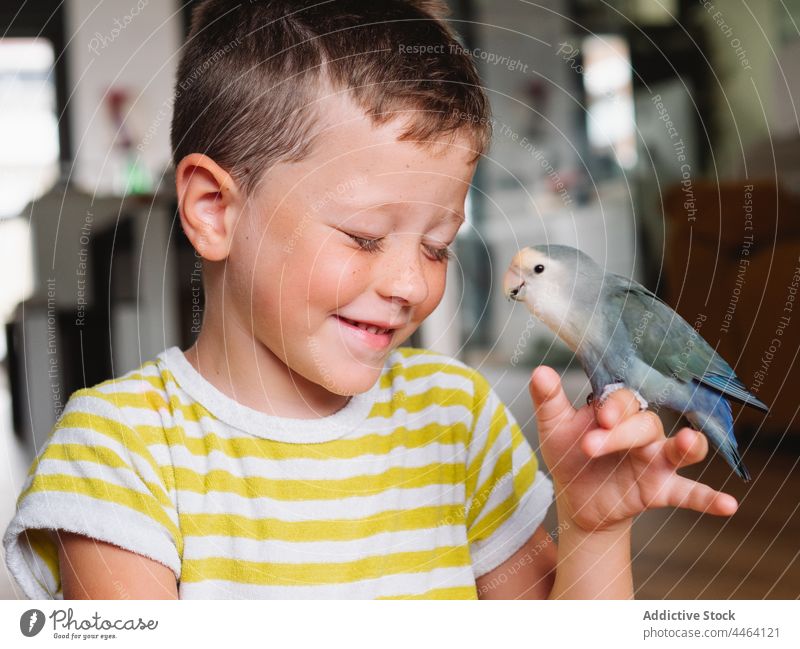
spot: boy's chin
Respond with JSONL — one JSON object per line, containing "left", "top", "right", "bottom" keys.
{"left": 313, "top": 360, "right": 384, "bottom": 397}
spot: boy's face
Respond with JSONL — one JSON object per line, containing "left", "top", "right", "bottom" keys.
{"left": 226, "top": 96, "right": 477, "bottom": 396}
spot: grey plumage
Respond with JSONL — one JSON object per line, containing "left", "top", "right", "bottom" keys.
{"left": 503, "top": 244, "right": 768, "bottom": 481}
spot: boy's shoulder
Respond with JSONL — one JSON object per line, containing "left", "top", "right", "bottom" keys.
{"left": 60, "top": 351, "right": 174, "bottom": 418}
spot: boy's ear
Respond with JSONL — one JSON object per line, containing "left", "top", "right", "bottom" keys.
{"left": 175, "top": 153, "right": 244, "bottom": 261}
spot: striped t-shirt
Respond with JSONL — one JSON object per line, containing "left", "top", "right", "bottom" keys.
{"left": 4, "top": 346, "right": 553, "bottom": 599}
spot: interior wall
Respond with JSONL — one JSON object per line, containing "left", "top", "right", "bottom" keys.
{"left": 65, "top": 0, "right": 182, "bottom": 194}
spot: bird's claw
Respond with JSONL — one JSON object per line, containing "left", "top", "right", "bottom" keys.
{"left": 596, "top": 382, "right": 649, "bottom": 411}
{"left": 586, "top": 392, "right": 594, "bottom": 406}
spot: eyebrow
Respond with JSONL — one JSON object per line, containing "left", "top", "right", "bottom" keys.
{"left": 336, "top": 199, "right": 465, "bottom": 226}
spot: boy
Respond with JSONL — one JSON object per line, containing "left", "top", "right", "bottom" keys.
{"left": 4, "top": 0, "right": 737, "bottom": 599}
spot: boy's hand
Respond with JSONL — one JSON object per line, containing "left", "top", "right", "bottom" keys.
{"left": 529, "top": 366, "right": 739, "bottom": 534}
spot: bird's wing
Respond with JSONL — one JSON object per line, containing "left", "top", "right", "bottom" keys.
{"left": 607, "top": 274, "right": 769, "bottom": 412}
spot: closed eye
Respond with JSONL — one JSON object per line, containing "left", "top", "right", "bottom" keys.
{"left": 347, "top": 233, "right": 384, "bottom": 253}
{"left": 424, "top": 244, "right": 453, "bottom": 262}
{"left": 345, "top": 231, "right": 452, "bottom": 262}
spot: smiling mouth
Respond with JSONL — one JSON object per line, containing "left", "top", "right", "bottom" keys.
{"left": 335, "top": 315, "right": 394, "bottom": 335}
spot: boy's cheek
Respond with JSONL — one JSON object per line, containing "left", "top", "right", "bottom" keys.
{"left": 304, "top": 248, "right": 367, "bottom": 295}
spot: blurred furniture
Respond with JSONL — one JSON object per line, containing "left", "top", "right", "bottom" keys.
{"left": 739, "top": 135, "right": 800, "bottom": 198}
{"left": 662, "top": 179, "right": 800, "bottom": 446}
{"left": 6, "top": 181, "right": 191, "bottom": 455}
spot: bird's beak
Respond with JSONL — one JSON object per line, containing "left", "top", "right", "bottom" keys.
{"left": 503, "top": 265, "right": 527, "bottom": 301}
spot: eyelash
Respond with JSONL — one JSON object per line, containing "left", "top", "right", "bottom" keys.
{"left": 347, "top": 234, "right": 453, "bottom": 262}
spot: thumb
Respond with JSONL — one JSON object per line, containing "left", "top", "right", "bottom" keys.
{"left": 529, "top": 365, "right": 575, "bottom": 430}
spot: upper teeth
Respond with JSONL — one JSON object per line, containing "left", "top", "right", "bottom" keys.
{"left": 342, "top": 317, "right": 390, "bottom": 335}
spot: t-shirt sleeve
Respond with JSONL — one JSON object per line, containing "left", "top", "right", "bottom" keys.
{"left": 465, "top": 371, "right": 554, "bottom": 579}
{"left": 2, "top": 388, "right": 183, "bottom": 599}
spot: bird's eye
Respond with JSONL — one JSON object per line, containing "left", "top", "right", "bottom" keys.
{"left": 534, "top": 264, "right": 545, "bottom": 274}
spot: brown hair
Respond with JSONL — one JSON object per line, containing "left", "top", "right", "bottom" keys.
{"left": 170, "top": 0, "right": 492, "bottom": 198}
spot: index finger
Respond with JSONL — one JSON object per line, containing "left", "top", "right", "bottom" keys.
{"left": 529, "top": 366, "right": 577, "bottom": 432}
{"left": 595, "top": 387, "right": 643, "bottom": 429}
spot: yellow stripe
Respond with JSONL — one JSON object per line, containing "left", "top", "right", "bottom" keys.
{"left": 74, "top": 388, "right": 214, "bottom": 425}
{"left": 49, "top": 412, "right": 170, "bottom": 491}
{"left": 379, "top": 586, "right": 477, "bottom": 599}
{"left": 168, "top": 462, "right": 463, "bottom": 500}
{"left": 394, "top": 346, "right": 432, "bottom": 359}
{"left": 128, "top": 421, "right": 469, "bottom": 461}
{"left": 379, "top": 360, "right": 478, "bottom": 389}
{"left": 37, "top": 444, "right": 174, "bottom": 509}
{"left": 181, "top": 546, "right": 471, "bottom": 585}
{"left": 467, "top": 454, "right": 538, "bottom": 544}
{"left": 467, "top": 448, "right": 512, "bottom": 529}
{"left": 93, "top": 367, "right": 165, "bottom": 392}
{"left": 465, "top": 401, "right": 508, "bottom": 506}
{"left": 466, "top": 422, "right": 529, "bottom": 528}
{"left": 369, "top": 387, "right": 473, "bottom": 420}
{"left": 180, "top": 504, "right": 465, "bottom": 542}
{"left": 27, "top": 528, "right": 60, "bottom": 591}
{"left": 38, "top": 420, "right": 472, "bottom": 513}
{"left": 511, "top": 426, "right": 539, "bottom": 498}
{"left": 21, "top": 475, "right": 184, "bottom": 557}
{"left": 27, "top": 458, "right": 463, "bottom": 503}
{"left": 74, "top": 384, "right": 473, "bottom": 428}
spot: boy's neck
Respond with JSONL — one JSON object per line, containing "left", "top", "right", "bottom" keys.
{"left": 184, "top": 326, "right": 352, "bottom": 420}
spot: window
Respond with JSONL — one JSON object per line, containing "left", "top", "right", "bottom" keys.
{"left": 0, "top": 37, "right": 59, "bottom": 218}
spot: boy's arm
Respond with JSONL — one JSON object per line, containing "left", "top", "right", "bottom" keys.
{"left": 475, "top": 519, "right": 632, "bottom": 600}
{"left": 546, "top": 516, "right": 633, "bottom": 599}
{"left": 57, "top": 531, "right": 179, "bottom": 599}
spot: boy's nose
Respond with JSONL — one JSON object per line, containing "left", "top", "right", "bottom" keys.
{"left": 378, "top": 246, "right": 429, "bottom": 306}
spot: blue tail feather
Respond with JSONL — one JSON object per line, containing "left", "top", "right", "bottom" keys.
{"left": 685, "top": 381, "right": 751, "bottom": 482}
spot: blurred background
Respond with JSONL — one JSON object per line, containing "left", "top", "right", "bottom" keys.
{"left": 1, "top": 0, "right": 798, "bottom": 598}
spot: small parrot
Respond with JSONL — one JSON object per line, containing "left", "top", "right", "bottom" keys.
{"left": 503, "top": 244, "right": 769, "bottom": 481}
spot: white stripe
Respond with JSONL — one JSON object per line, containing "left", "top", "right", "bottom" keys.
{"left": 31, "top": 454, "right": 467, "bottom": 531}
{"left": 182, "top": 524, "right": 467, "bottom": 564}
{"left": 33, "top": 458, "right": 180, "bottom": 528}
{"left": 385, "top": 369, "right": 474, "bottom": 396}
{"left": 96, "top": 397, "right": 475, "bottom": 442}
{"left": 44, "top": 428, "right": 469, "bottom": 491}
{"left": 469, "top": 471, "right": 554, "bottom": 578}
{"left": 470, "top": 442, "right": 535, "bottom": 531}
{"left": 93, "top": 376, "right": 163, "bottom": 395}
{"left": 470, "top": 419, "right": 519, "bottom": 505}
{"left": 362, "top": 400, "right": 474, "bottom": 429}
{"left": 144, "top": 440, "right": 467, "bottom": 481}
{"left": 173, "top": 482, "right": 466, "bottom": 520}
{"left": 389, "top": 349, "right": 473, "bottom": 373}
{"left": 41, "top": 427, "right": 171, "bottom": 496}
{"left": 87, "top": 365, "right": 475, "bottom": 428}
{"left": 97, "top": 373, "right": 470, "bottom": 414}
{"left": 177, "top": 565, "right": 476, "bottom": 599}
{"left": 464, "top": 387, "right": 500, "bottom": 511}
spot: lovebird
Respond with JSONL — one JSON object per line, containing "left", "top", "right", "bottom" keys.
{"left": 503, "top": 244, "right": 769, "bottom": 481}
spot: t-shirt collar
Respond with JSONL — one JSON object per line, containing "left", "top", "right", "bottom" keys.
{"left": 159, "top": 346, "right": 383, "bottom": 443}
